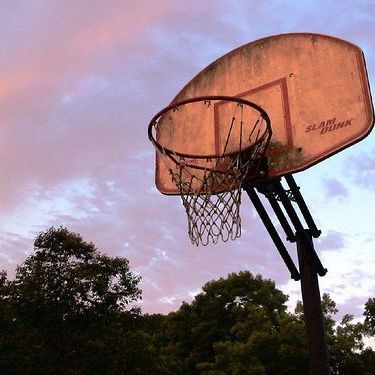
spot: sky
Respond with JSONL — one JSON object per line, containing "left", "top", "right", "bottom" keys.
{"left": 0, "top": 0, "right": 374, "bottom": 321}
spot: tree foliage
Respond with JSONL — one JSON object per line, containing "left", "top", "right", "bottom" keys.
{"left": 145, "top": 271, "right": 308, "bottom": 374}
{"left": 144, "top": 273, "right": 374, "bottom": 374}
{"left": 0, "top": 227, "right": 152, "bottom": 373}
{"left": 364, "top": 298, "right": 375, "bottom": 334}
{"left": 10, "top": 226, "right": 141, "bottom": 320}
{"left": 1, "top": 230, "right": 374, "bottom": 373}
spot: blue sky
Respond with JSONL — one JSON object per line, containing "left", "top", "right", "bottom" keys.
{"left": 0, "top": 0, "right": 374, "bottom": 320}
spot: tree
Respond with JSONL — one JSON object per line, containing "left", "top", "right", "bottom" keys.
{"left": 361, "top": 298, "right": 375, "bottom": 373}
{"left": 155, "top": 271, "right": 301, "bottom": 374}
{"left": 2, "top": 234, "right": 374, "bottom": 374}
{"left": 9, "top": 226, "right": 141, "bottom": 322}
{"left": 0, "top": 227, "right": 149, "bottom": 373}
{"left": 295, "top": 293, "right": 375, "bottom": 374}
{"left": 146, "top": 273, "right": 375, "bottom": 374}
{"left": 364, "top": 298, "right": 375, "bottom": 334}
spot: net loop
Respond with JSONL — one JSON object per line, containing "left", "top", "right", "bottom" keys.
{"left": 148, "top": 96, "right": 272, "bottom": 246}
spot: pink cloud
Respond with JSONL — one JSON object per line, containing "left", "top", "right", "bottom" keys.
{"left": 323, "top": 178, "right": 349, "bottom": 199}
{"left": 0, "top": 1, "right": 374, "bottom": 318}
{"left": 0, "top": 1, "right": 174, "bottom": 207}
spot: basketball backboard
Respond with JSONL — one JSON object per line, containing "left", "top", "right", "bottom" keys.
{"left": 154, "top": 33, "right": 374, "bottom": 195}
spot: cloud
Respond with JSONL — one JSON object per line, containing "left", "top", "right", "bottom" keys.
{"left": 323, "top": 178, "right": 349, "bottom": 200}
{"left": 317, "top": 230, "right": 347, "bottom": 252}
{"left": 0, "top": 1, "right": 374, "bottom": 319}
{"left": 347, "top": 148, "right": 375, "bottom": 190}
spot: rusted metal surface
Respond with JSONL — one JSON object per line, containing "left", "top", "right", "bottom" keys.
{"left": 155, "top": 33, "right": 374, "bottom": 194}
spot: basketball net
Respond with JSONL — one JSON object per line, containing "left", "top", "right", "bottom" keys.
{"left": 150, "top": 97, "right": 271, "bottom": 246}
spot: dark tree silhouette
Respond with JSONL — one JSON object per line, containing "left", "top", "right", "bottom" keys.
{"left": 1, "top": 233, "right": 374, "bottom": 374}
{"left": 0, "top": 227, "right": 157, "bottom": 373}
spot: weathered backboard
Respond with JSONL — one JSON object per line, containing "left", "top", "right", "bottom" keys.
{"left": 155, "top": 33, "right": 374, "bottom": 194}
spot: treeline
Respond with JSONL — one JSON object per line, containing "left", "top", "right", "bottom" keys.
{"left": 0, "top": 227, "right": 374, "bottom": 374}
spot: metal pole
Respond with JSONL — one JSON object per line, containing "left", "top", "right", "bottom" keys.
{"left": 263, "top": 192, "right": 296, "bottom": 242}
{"left": 296, "top": 229, "right": 329, "bottom": 375}
{"left": 244, "top": 186, "right": 300, "bottom": 281}
{"left": 285, "top": 175, "right": 321, "bottom": 238}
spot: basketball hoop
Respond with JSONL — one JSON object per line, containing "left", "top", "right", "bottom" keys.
{"left": 148, "top": 96, "right": 272, "bottom": 245}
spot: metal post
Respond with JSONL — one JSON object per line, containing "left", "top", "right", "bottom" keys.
{"left": 244, "top": 186, "right": 300, "bottom": 280}
{"left": 296, "top": 229, "right": 329, "bottom": 375}
{"left": 285, "top": 175, "right": 321, "bottom": 238}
